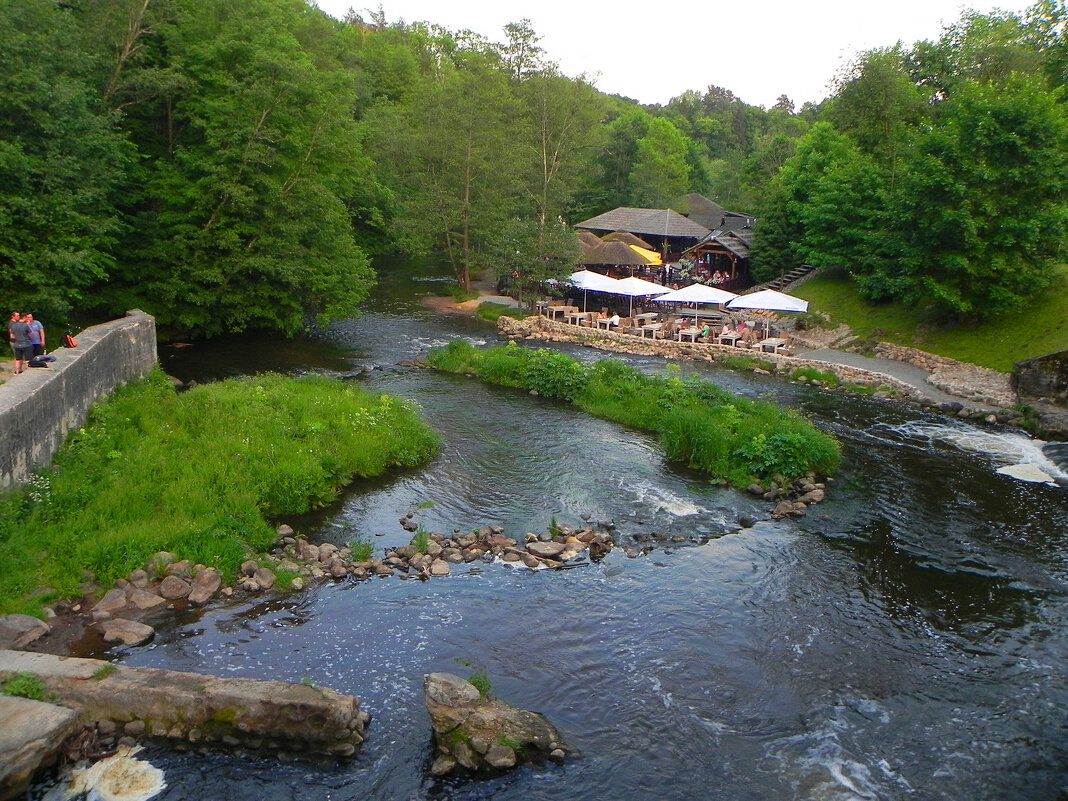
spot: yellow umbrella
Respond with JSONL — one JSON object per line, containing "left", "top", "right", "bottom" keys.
{"left": 629, "top": 244, "right": 662, "bottom": 265}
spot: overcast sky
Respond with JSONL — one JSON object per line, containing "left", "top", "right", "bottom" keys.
{"left": 312, "top": 0, "right": 1033, "bottom": 108}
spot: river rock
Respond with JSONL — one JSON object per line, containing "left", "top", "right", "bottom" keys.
{"left": 166, "top": 559, "right": 192, "bottom": 577}
{"left": 188, "top": 568, "right": 222, "bottom": 605}
{"left": 0, "top": 614, "right": 51, "bottom": 649}
{"left": 93, "top": 588, "right": 128, "bottom": 615}
{"left": 423, "top": 672, "right": 567, "bottom": 776}
{"left": 253, "top": 567, "right": 277, "bottom": 589}
{"left": 429, "top": 560, "right": 451, "bottom": 577}
{"left": 526, "top": 541, "right": 567, "bottom": 559}
{"left": 100, "top": 618, "right": 155, "bottom": 646}
{"left": 128, "top": 588, "right": 167, "bottom": 611}
{"left": 158, "top": 575, "right": 191, "bottom": 600}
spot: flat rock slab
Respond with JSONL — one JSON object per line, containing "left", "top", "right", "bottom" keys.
{"left": 100, "top": 618, "right": 155, "bottom": 646}
{"left": 0, "top": 649, "right": 367, "bottom": 759}
{"left": 0, "top": 615, "right": 51, "bottom": 650}
{"left": 0, "top": 696, "right": 81, "bottom": 801}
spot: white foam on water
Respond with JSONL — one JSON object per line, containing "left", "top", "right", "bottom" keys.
{"left": 64, "top": 746, "right": 166, "bottom": 801}
{"left": 880, "top": 421, "right": 1068, "bottom": 486}
{"left": 627, "top": 480, "right": 707, "bottom": 517}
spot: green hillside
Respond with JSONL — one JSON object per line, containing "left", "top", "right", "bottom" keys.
{"left": 792, "top": 266, "right": 1068, "bottom": 373}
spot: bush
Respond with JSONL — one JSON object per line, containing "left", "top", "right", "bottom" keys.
{"left": 427, "top": 341, "right": 841, "bottom": 488}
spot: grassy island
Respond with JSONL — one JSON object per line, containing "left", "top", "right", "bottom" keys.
{"left": 0, "top": 369, "right": 441, "bottom": 615}
{"left": 427, "top": 340, "right": 841, "bottom": 488}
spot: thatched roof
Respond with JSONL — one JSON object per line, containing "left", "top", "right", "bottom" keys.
{"left": 575, "top": 207, "right": 711, "bottom": 239}
{"left": 577, "top": 230, "right": 603, "bottom": 247}
{"left": 602, "top": 231, "right": 655, "bottom": 249}
{"left": 581, "top": 239, "right": 660, "bottom": 266}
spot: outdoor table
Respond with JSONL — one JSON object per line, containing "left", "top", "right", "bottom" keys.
{"left": 546, "top": 305, "right": 568, "bottom": 321}
{"left": 635, "top": 313, "right": 659, "bottom": 324}
{"left": 535, "top": 301, "right": 550, "bottom": 315}
{"left": 639, "top": 323, "right": 663, "bottom": 339}
{"left": 716, "top": 332, "right": 742, "bottom": 346}
{"left": 677, "top": 327, "right": 703, "bottom": 343}
{"left": 595, "top": 318, "right": 616, "bottom": 330}
{"left": 757, "top": 337, "right": 787, "bottom": 353}
{"left": 565, "top": 311, "right": 590, "bottom": 326}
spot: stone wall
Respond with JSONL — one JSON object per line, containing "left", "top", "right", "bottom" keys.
{"left": 1013, "top": 351, "right": 1068, "bottom": 405}
{"left": 0, "top": 310, "right": 157, "bottom": 490}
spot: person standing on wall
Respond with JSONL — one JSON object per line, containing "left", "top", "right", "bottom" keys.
{"left": 9, "top": 312, "right": 32, "bottom": 374}
{"left": 25, "top": 313, "right": 44, "bottom": 357}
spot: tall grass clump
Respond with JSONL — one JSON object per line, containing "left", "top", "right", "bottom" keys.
{"left": 427, "top": 341, "right": 840, "bottom": 487}
{"left": 0, "top": 368, "right": 440, "bottom": 616}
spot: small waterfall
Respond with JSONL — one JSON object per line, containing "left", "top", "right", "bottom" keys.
{"left": 878, "top": 421, "right": 1068, "bottom": 486}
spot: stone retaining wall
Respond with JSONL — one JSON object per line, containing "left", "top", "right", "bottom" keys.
{"left": 0, "top": 310, "right": 157, "bottom": 490}
{"left": 498, "top": 316, "right": 928, "bottom": 401}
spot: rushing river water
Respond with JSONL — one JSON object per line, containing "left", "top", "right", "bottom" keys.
{"left": 99, "top": 263, "right": 1068, "bottom": 801}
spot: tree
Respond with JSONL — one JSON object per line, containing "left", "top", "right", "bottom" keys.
{"left": 828, "top": 47, "right": 928, "bottom": 185}
{"left": 103, "top": 0, "right": 375, "bottom": 336}
{"left": 366, "top": 41, "right": 520, "bottom": 290}
{"left": 0, "top": 0, "right": 132, "bottom": 321}
{"left": 487, "top": 217, "right": 580, "bottom": 310}
{"left": 499, "top": 19, "right": 545, "bottom": 82}
{"left": 629, "top": 117, "right": 691, "bottom": 207}
{"left": 891, "top": 74, "right": 1068, "bottom": 318}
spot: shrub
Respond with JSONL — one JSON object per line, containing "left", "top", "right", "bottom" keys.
{"left": 428, "top": 341, "right": 841, "bottom": 488}
{"left": 349, "top": 538, "right": 374, "bottom": 562}
{"left": 2, "top": 673, "right": 49, "bottom": 701}
{"left": 469, "top": 667, "right": 493, "bottom": 698}
{"left": 524, "top": 350, "right": 588, "bottom": 401}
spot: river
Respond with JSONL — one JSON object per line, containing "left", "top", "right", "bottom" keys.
{"left": 106, "top": 262, "right": 1068, "bottom": 800}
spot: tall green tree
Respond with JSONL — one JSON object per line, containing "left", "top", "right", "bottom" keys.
{"left": 487, "top": 217, "right": 580, "bottom": 310}
{"left": 103, "top": 0, "right": 375, "bottom": 336}
{"left": 366, "top": 40, "right": 520, "bottom": 290}
{"left": 629, "top": 117, "right": 691, "bottom": 207}
{"left": 0, "top": 0, "right": 132, "bottom": 321}
{"left": 892, "top": 74, "right": 1068, "bottom": 318}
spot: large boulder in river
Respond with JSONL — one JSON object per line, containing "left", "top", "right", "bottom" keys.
{"left": 423, "top": 672, "right": 567, "bottom": 776}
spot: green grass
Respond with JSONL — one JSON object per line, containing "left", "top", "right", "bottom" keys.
{"left": 2, "top": 673, "right": 50, "bottom": 701}
{"left": 0, "top": 369, "right": 440, "bottom": 616}
{"left": 348, "top": 538, "right": 374, "bottom": 562}
{"left": 793, "top": 265, "right": 1068, "bottom": 372}
{"left": 475, "top": 302, "right": 527, "bottom": 321}
{"left": 428, "top": 340, "right": 840, "bottom": 488}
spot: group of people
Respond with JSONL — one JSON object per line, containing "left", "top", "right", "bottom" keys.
{"left": 8, "top": 311, "right": 45, "bottom": 375}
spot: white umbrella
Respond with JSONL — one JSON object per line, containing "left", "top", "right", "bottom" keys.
{"left": 612, "top": 275, "right": 668, "bottom": 317}
{"left": 652, "top": 283, "right": 738, "bottom": 305}
{"left": 726, "top": 289, "right": 809, "bottom": 336}
{"left": 652, "top": 283, "right": 738, "bottom": 329}
{"left": 566, "top": 270, "right": 621, "bottom": 312}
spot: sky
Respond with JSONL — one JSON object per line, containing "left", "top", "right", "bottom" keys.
{"left": 313, "top": 0, "right": 1033, "bottom": 108}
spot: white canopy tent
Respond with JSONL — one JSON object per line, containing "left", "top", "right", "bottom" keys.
{"left": 726, "top": 289, "right": 809, "bottom": 336}
{"left": 612, "top": 275, "right": 668, "bottom": 317}
{"left": 652, "top": 283, "right": 738, "bottom": 305}
{"left": 565, "top": 270, "right": 622, "bottom": 311}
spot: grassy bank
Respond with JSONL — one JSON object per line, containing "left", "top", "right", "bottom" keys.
{"left": 0, "top": 369, "right": 441, "bottom": 616}
{"left": 427, "top": 340, "right": 840, "bottom": 487}
{"left": 793, "top": 265, "right": 1068, "bottom": 372}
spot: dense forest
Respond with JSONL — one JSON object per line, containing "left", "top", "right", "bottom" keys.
{"left": 3, "top": 0, "right": 1068, "bottom": 338}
